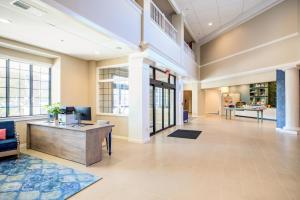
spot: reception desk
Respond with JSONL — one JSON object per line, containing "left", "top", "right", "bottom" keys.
{"left": 27, "top": 121, "right": 114, "bottom": 166}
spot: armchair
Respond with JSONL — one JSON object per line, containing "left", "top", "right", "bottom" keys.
{"left": 0, "top": 121, "right": 20, "bottom": 158}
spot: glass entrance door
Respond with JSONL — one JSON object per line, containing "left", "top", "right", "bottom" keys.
{"left": 163, "top": 88, "right": 169, "bottom": 128}
{"left": 149, "top": 67, "right": 176, "bottom": 135}
{"left": 155, "top": 87, "right": 163, "bottom": 132}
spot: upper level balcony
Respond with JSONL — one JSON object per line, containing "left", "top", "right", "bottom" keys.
{"left": 184, "top": 42, "right": 195, "bottom": 60}
{"left": 150, "top": 1, "right": 177, "bottom": 42}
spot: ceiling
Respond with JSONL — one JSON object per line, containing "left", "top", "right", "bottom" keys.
{"left": 173, "top": 0, "right": 284, "bottom": 44}
{"left": 0, "top": 0, "right": 134, "bottom": 60}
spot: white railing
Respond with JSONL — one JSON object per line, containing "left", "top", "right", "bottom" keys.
{"left": 184, "top": 42, "right": 195, "bottom": 60}
{"left": 150, "top": 1, "right": 177, "bottom": 41}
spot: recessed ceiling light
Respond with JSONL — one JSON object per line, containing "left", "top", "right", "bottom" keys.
{"left": 0, "top": 18, "right": 12, "bottom": 24}
{"left": 208, "top": 22, "right": 213, "bottom": 26}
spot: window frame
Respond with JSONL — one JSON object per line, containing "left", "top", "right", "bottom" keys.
{"left": 0, "top": 58, "right": 51, "bottom": 118}
{"left": 96, "top": 64, "right": 129, "bottom": 117}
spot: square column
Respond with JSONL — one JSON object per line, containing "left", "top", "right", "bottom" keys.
{"left": 284, "top": 67, "right": 300, "bottom": 134}
{"left": 176, "top": 76, "right": 184, "bottom": 126}
{"left": 128, "top": 56, "right": 151, "bottom": 143}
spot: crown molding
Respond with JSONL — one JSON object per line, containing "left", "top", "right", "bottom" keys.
{"left": 200, "top": 32, "right": 299, "bottom": 68}
{"left": 168, "top": 0, "right": 181, "bottom": 14}
{"left": 198, "top": 0, "right": 285, "bottom": 45}
{"left": 200, "top": 60, "right": 300, "bottom": 84}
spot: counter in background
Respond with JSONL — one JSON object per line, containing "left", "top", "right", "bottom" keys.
{"left": 235, "top": 108, "right": 276, "bottom": 120}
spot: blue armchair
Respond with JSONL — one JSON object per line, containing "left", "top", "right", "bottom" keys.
{"left": 0, "top": 121, "right": 20, "bottom": 158}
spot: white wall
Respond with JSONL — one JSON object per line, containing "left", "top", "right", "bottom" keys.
{"left": 44, "top": 0, "right": 142, "bottom": 48}
{"left": 204, "top": 89, "right": 220, "bottom": 114}
{"left": 183, "top": 51, "right": 199, "bottom": 80}
{"left": 201, "top": 70, "right": 276, "bottom": 89}
{"left": 184, "top": 82, "right": 200, "bottom": 116}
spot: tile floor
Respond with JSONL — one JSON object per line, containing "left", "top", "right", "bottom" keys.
{"left": 22, "top": 115, "right": 300, "bottom": 200}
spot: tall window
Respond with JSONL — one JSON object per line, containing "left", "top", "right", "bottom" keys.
{"left": 96, "top": 66, "right": 129, "bottom": 115}
{"left": 0, "top": 58, "right": 51, "bottom": 118}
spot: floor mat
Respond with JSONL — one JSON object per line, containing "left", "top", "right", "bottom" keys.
{"left": 168, "top": 129, "right": 202, "bottom": 139}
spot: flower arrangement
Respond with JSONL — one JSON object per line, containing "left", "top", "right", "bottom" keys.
{"left": 44, "top": 103, "right": 62, "bottom": 120}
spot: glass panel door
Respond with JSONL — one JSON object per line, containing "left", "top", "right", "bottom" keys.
{"left": 163, "top": 88, "right": 169, "bottom": 128}
{"left": 149, "top": 85, "right": 154, "bottom": 134}
{"left": 170, "top": 89, "right": 175, "bottom": 126}
{"left": 155, "top": 87, "right": 163, "bottom": 132}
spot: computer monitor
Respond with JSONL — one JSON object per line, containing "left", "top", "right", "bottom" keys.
{"left": 60, "top": 106, "right": 75, "bottom": 114}
{"left": 75, "top": 107, "right": 91, "bottom": 121}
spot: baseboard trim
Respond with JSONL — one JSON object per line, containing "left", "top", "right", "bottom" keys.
{"left": 128, "top": 137, "right": 150, "bottom": 144}
{"left": 276, "top": 128, "right": 299, "bottom": 135}
{"left": 20, "top": 143, "right": 26, "bottom": 149}
{"left": 112, "top": 135, "right": 128, "bottom": 140}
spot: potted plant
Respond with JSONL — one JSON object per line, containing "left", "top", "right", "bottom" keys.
{"left": 44, "top": 103, "right": 61, "bottom": 124}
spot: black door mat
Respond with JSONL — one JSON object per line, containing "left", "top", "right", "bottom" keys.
{"left": 168, "top": 129, "right": 202, "bottom": 139}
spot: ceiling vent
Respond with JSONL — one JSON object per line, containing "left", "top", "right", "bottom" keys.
{"left": 12, "top": 0, "right": 30, "bottom": 10}
{"left": 11, "top": 0, "right": 46, "bottom": 16}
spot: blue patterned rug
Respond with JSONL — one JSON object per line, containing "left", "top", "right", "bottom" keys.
{"left": 0, "top": 154, "right": 101, "bottom": 200}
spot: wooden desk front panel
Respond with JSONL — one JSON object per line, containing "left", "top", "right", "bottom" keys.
{"left": 29, "top": 125, "right": 86, "bottom": 164}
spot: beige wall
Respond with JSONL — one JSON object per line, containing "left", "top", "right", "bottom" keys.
{"left": 204, "top": 89, "right": 220, "bottom": 114}
{"left": 88, "top": 57, "right": 129, "bottom": 138}
{"left": 0, "top": 37, "right": 91, "bottom": 145}
{"left": 59, "top": 54, "right": 89, "bottom": 106}
{"left": 200, "top": 0, "right": 300, "bottom": 81}
{"left": 183, "top": 82, "right": 201, "bottom": 116}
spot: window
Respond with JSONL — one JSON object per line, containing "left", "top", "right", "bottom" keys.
{"left": 97, "top": 66, "right": 129, "bottom": 115}
{"left": 0, "top": 58, "right": 51, "bottom": 118}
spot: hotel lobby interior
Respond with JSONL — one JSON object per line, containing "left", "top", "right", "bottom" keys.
{"left": 0, "top": 0, "right": 300, "bottom": 199}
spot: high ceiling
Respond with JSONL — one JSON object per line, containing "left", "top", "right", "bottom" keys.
{"left": 174, "top": 0, "right": 284, "bottom": 44}
{"left": 0, "top": 0, "right": 134, "bottom": 60}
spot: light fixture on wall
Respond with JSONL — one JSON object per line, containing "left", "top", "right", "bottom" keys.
{"left": 0, "top": 18, "right": 12, "bottom": 24}
{"left": 208, "top": 22, "right": 213, "bottom": 26}
{"left": 220, "top": 87, "right": 229, "bottom": 93}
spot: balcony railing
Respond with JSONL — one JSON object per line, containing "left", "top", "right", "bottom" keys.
{"left": 150, "top": 1, "right": 177, "bottom": 41}
{"left": 184, "top": 42, "right": 195, "bottom": 60}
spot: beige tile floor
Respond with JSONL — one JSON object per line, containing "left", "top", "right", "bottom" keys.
{"left": 23, "top": 115, "right": 300, "bottom": 200}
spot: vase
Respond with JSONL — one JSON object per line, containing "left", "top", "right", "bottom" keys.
{"left": 54, "top": 119, "right": 59, "bottom": 125}
{"left": 54, "top": 114, "right": 59, "bottom": 125}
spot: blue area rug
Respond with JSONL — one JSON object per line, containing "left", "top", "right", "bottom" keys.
{"left": 0, "top": 154, "right": 101, "bottom": 200}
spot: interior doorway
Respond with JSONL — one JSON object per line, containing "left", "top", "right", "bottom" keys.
{"left": 184, "top": 90, "right": 192, "bottom": 113}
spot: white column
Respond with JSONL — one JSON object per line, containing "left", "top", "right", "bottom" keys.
{"left": 284, "top": 67, "right": 300, "bottom": 134}
{"left": 128, "top": 56, "right": 150, "bottom": 143}
{"left": 176, "top": 76, "right": 184, "bottom": 126}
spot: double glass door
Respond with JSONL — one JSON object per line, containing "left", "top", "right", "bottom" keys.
{"left": 150, "top": 85, "right": 175, "bottom": 135}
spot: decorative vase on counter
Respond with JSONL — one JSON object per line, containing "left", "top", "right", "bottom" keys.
{"left": 54, "top": 113, "right": 59, "bottom": 125}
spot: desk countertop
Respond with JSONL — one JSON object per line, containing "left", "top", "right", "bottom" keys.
{"left": 27, "top": 120, "right": 114, "bottom": 132}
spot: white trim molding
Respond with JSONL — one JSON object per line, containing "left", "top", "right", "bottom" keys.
{"left": 112, "top": 135, "right": 128, "bottom": 140}
{"left": 276, "top": 128, "right": 299, "bottom": 135}
{"left": 200, "top": 33, "right": 299, "bottom": 68}
{"left": 200, "top": 60, "right": 300, "bottom": 84}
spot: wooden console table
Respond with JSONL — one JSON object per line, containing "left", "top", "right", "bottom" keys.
{"left": 27, "top": 121, "right": 114, "bottom": 166}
